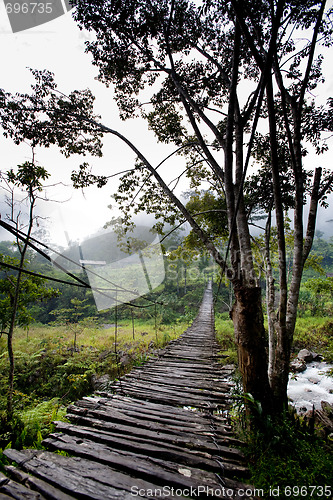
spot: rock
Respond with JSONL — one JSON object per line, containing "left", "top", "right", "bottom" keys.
{"left": 91, "top": 374, "right": 111, "bottom": 390}
{"left": 290, "top": 358, "right": 307, "bottom": 373}
{"left": 102, "top": 323, "right": 115, "bottom": 329}
{"left": 321, "top": 401, "right": 333, "bottom": 416}
{"left": 297, "top": 349, "right": 313, "bottom": 362}
{"left": 311, "top": 351, "right": 323, "bottom": 361}
{"left": 308, "top": 377, "right": 320, "bottom": 384}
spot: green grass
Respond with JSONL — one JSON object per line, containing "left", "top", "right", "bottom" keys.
{"left": 214, "top": 312, "right": 238, "bottom": 365}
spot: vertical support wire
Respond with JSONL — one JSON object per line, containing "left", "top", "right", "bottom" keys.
{"left": 154, "top": 302, "right": 158, "bottom": 348}
{"left": 131, "top": 308, "right": 135, "bottom": 340}
{"left": 114, "top": 288, "right": 123, "bottom": 393}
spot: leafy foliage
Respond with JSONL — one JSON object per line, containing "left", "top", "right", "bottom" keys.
{"left": 0, "top": 70, "right": 103, "bottom": 157}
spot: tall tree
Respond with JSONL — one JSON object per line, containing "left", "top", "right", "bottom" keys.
{"left": 0, "top": 77, "right": 103, "bottom": 417}
{"left": 70, "top": 0, "right": 332, "bottom": 412}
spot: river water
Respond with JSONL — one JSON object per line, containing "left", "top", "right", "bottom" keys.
{"left": 287, "top": 361, "right": 333, "bottom": 413}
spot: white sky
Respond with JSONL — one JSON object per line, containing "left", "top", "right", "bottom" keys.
{"left": 0, "top": 2, "right": 332, "bottom": 250}
{"left": 0, "top": 4, "right": 183, "bottom": 247}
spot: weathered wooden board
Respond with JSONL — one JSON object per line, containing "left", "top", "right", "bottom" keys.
{"left": 4, "top": 466, "right": 75, "bottom": 500}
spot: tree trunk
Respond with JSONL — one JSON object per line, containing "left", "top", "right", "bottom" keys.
{"left": 270, "top": 324, "right": 292, "bottom": 411}
{"left": 231, "top": 284, "right": 272, "bottom": 413}
{"left": 7, "top": 324, "right": 15, "bottom": 419}
{"left": 6, "top": 184, "right": 36, "bottom": 419}
{"left": 264, "top": 211, "right": 277, "bottom": 383}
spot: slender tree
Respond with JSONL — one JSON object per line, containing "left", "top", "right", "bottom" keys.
{"left": 0, "top": 159, "right": 56, "bottom": 417}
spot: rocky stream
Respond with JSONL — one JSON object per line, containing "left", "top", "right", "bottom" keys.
{"left": 288, "top": 349, "right": 333, "bottom": 438}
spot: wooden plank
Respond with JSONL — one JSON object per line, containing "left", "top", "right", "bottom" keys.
{"left": 66, "top": 406, "right": 212, "bottom": 435}
{"left": 121, "top": 373, "right": 231, "bottom": 394}
{"left": 63, "top": 414, "right": 216, "bottom": 447}
{"left": 0, "top": 474, "right": 8, "bottom": 488}
{"left": 52, "top": 421, "right": 224, "bottom": 472}
{"left": 68, "top": 399, "right": 220, "bottom": 430}
{"left": 4, "top": 450, "right": 139, "bottom": 500}
{"left": 61, "top": 418, "right": 248, "bottom": 477}
{"left": 54, "top": 419, "right": 245, "bottom": 467}
{"left": 64, "top": 412, "right": 240, "bottom": 450}
{"left": 0, "top": 480, "right": 45, "bottom": 499}
{"left": 112, "top": 379, "right": 224, "bottom": 399}
{"left": 5, "top": 466, "right": 75, "bottom": 500}
{"left": 105, "top": 394, "right": 222, "bottom": 419}
{"left": 113, "top": 379, "right": 229, "bottom": 401}
{"left": 42, "top": 433, "right": 228, "bottom": 492}
{"left": 130, "top": 371, "right": 232, "bottom": 385}
{"left": 110, "top": 386, "right": 224, "bottom": 408}
{"left": 4, "top": 451, "right": 179, "bottom": 500}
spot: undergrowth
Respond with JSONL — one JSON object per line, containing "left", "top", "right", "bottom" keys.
{"left": 234, "top": 408, "right": 333, "bottom": 500}
{"left": 214, "top": 312, "right": 238, "bottom": 365}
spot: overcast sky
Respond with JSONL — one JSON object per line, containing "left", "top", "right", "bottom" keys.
{"left": 0, "top": 2, "right": 332, "bottom": 250}
{"left": 0, "top": 3, "right": 183, "bottom": 248}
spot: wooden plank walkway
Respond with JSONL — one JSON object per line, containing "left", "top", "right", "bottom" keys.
{"left": 1, "top": 283, "right": 258, "bottom": 499}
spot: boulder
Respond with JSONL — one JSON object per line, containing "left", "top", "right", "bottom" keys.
{"left": 297, "top": 349, "right": 313, "bottom": 362}
{"left": 308, "top": 377, "right": 320, "bottom": 384}
{"left": 290, "top": 358, "right": 307, "bottom": 373}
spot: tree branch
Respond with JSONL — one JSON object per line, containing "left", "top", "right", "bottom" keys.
{"left": 86, "top": 119, "right": 227, "bottom": 270}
